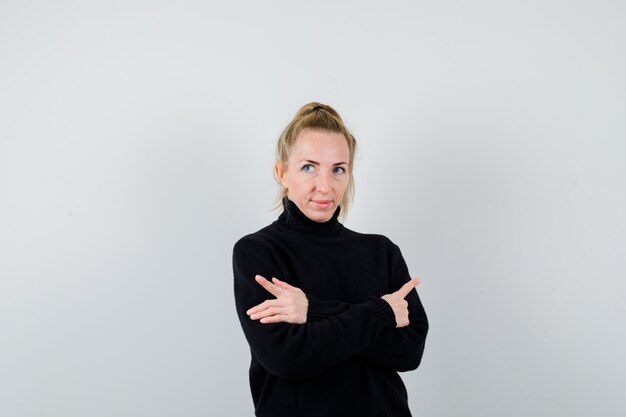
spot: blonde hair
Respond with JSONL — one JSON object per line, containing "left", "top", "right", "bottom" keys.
{"left": 275, "top": 102, "right": 357, "bottom": 220}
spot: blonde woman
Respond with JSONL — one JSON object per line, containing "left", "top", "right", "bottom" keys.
{"left": 233, "top": 102, "right": 428, "bottom": 417}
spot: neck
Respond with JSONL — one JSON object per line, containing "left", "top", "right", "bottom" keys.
{"left": 278, "top": 198, "right": 343, "bottom": 235}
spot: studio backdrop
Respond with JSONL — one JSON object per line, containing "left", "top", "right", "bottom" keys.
{"left": 1, "top": 1, "right": 625, "bottom": 416}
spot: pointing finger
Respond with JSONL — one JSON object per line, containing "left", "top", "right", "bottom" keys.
{"left": 272, "top": 277, "right": 295, "bottom": 290}
{"left": 255, "top": 275, "right": 280, "bottom": 297}
{"left": 395, "top": 278, "right": 420, "bottom": 299}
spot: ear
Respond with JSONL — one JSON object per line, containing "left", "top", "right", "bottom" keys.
{"left": 274, "top": 162, "right": 287, "bottom": 186}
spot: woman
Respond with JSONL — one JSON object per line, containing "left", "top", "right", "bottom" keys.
{"left": 233, "top": 102, "right": 428, "bottom": 417}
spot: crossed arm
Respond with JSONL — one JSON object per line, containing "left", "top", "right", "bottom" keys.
{"left": 247, "top": 275, "right": 420, "bottom": 328}
{"left": 233, "top": 238, "right": 428, "bottom": 379}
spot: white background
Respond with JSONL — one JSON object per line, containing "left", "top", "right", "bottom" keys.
{"left": 1, "top": 1, "right": 625, "bottom": 416}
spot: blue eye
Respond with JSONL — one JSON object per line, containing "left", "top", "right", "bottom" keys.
{"left": 302, "top": 164, "right": 314, "bottom": 172}
{"left": 333, "top": 166, "right": 346, "bottom": 174}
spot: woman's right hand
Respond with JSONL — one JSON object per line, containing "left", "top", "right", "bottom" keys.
{"left": 247, "top": 275, "right": 309, "bottom": 324}
{"left": 381, "top": 278, "right": 420, "bottom": 328}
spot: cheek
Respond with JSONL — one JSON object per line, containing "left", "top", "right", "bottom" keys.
{"left": 287, "top": 175, "right": 311, "bottom": 193}
{"left": 333, "top": 178, "right": 348, "bottom": 194}
{"left": 340, "top": 176, "right": 351, "bottom": 192}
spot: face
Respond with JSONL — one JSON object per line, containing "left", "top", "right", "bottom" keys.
{"left": 276, "top": 129, "right": 351, "bottom": 222}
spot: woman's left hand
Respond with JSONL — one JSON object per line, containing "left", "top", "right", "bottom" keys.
{"left": 247, "top": 275, "right": 309, "bottom": 324}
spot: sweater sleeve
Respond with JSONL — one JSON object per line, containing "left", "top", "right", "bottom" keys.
{"left": 302, "top": 295, "right": 427, "bottom": 371}
{"left": 357, "top": 243, "right": 428, "bottom": 371}
{"left": 301, "top": 242, "right": 429, "bottom": 372}
{"left": 233, "top": 237, "right": 396, "bottom": 381}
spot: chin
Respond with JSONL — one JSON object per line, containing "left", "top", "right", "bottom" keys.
{"left": 306, "top": 208, "right": 335, "bottom": 223}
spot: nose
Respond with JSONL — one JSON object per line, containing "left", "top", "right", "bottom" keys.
{"left": 315, "top": 171, "right": 331, "bottom": 193}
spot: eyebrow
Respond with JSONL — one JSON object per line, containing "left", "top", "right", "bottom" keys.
{"left": 300, "top": 159, "right": 349, "bottom": 166}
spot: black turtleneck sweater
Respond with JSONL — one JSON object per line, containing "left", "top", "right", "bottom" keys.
{"left": 233, "top": 199, "right": 428, "bottom": 417}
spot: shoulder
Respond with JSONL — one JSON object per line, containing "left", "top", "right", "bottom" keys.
{"left": 340, "top": 227, "right": 401, "bottom": 253}
{"left": 233, "top": 223, "right": 284, "bottom": 257}
{"left": 233, "top": 227, "right": 270, "bottom": 252}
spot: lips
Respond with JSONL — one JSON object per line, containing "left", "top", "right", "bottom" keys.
{"left": 312, "top": 200, "right": 332, "bottom": 209}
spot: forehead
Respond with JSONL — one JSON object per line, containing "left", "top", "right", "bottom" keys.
{"left": 289, "top": 129, "right": 350, "bottom": 162}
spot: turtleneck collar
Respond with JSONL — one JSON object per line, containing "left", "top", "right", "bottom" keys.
{"left": 277, "top": 198, "right": 343, "bottom": 235}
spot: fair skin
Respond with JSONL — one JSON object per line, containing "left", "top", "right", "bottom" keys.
{"left": 247, "top": 128, "right": 420, "bottom": 327}
{"left": 275, "top": 128, "right": 350, "bottom": 223}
